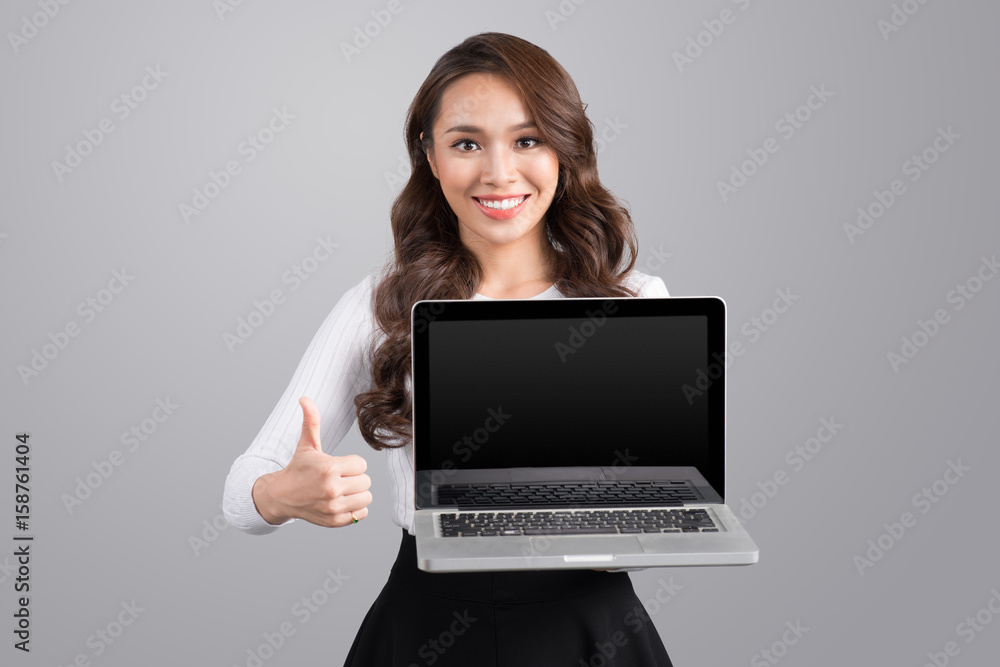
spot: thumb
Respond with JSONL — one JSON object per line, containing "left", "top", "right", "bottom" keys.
{"left": 295, "top": 396, "right": 323, "bottom": 454}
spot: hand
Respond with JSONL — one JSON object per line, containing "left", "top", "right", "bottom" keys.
{"left": 252, "top": 396, "right": 372, "bottom": 528}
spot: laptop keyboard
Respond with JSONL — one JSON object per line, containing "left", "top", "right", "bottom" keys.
{"left": 439, "top": 508, "right": 719, "bottom": 537}
{"left": 437, "top": 481, "right": 698, "bottom": 507}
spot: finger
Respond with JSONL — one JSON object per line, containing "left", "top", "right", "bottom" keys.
{"left": 332, "top": 453, "right": 367, "bottom": 476}
{"left": 333, "top": 475, "right": 371, "bottom": 499}
{"left": 338, "top": 487, "right": 373, "bottom": 509}
{"left": 339, "top": 505, "right": 369, "bottom": 527}
{"left": 326, "top": 489, "right": 372, "bottom": 524}
{"left": 296, "top": 396, "right": 322, "bottom": 452}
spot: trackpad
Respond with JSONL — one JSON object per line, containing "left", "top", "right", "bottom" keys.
{"left": 529, "top": 536, "right": 643, "bottom": 555}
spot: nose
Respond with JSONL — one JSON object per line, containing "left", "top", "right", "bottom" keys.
{"left": 481, "top": 146, "right": 517, "bottom": 186}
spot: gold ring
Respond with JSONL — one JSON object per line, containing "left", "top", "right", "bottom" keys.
{"left": 351, "top": 512, "right": 359, "bottom": 524}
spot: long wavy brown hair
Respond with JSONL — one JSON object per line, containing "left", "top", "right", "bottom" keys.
{"left": 354, "top": 31, "right": 641, "bottom": 450}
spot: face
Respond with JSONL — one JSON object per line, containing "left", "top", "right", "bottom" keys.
{"left": 421, "top": 72, "right": 559, "bottom": 259}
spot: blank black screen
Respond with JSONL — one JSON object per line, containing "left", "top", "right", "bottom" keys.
{"left": 414, "top": 303, "right": 722, "bottom": 494}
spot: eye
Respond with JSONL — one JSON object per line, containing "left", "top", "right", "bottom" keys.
{"left": 449, "top": 136, "right": 544, "bottom": 151}
{"left": 452, "top": 138, "right": 479, "bottom": 151}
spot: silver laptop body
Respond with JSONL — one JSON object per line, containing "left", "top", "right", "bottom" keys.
{"left": 411, "top": 295, "right": 759, "bottom": 572}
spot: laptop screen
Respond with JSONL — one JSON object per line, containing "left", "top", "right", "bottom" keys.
{"left": 411, "top": 297, "right": 726, "bottom": 499}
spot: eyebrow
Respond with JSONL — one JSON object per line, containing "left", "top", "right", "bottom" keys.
{"left": 443, "top": 121, "right": 537, "bottom": 134}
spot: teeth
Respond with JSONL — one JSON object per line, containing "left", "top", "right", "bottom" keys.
{"left": 478, "top": 196, "right": 526, "bottom": 210}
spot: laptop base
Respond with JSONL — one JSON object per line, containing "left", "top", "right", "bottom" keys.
{"left": 414, "top": 503, "right": 759, "bottom": 572}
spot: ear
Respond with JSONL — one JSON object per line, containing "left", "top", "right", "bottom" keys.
{"left": 420, "top": 131, "right": 439, "bottom": 180}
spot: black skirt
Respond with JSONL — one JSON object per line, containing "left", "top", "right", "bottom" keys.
{"left": 343, "top": 528, "right": 673, "bottom": 666}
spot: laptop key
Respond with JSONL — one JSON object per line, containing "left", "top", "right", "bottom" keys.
{"left": 551, "top": 526, "right": 618, "bottom": 534}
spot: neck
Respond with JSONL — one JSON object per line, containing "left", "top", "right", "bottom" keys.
{"left": 471, "top": 238, "right": 559, "bottom": 297}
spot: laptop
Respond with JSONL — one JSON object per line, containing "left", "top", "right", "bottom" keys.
{"left": 410, "top": 295, "right": 759, "bottom": 572}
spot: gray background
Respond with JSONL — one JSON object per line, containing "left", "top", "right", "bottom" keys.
{"left": 2, "top": 1, "right": 998, "bottom": 665}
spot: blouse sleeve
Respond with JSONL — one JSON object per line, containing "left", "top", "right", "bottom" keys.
{"left": 222, "top": 274, "right": 377, "bottom": 535}
{"left": 642, "top": 274, "right": 670, "bottom": 297}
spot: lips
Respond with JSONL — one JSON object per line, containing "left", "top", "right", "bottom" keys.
{"left": 472, "top": 194, "right": 530, "bottom": 220}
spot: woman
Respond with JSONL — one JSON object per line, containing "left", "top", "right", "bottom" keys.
{"left": 223, "top": 32, "right": 673, "bottom": 665}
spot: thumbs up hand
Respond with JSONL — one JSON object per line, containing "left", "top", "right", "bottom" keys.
{"left": 252, "top": 396, "right": 372, "bottom": 528}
